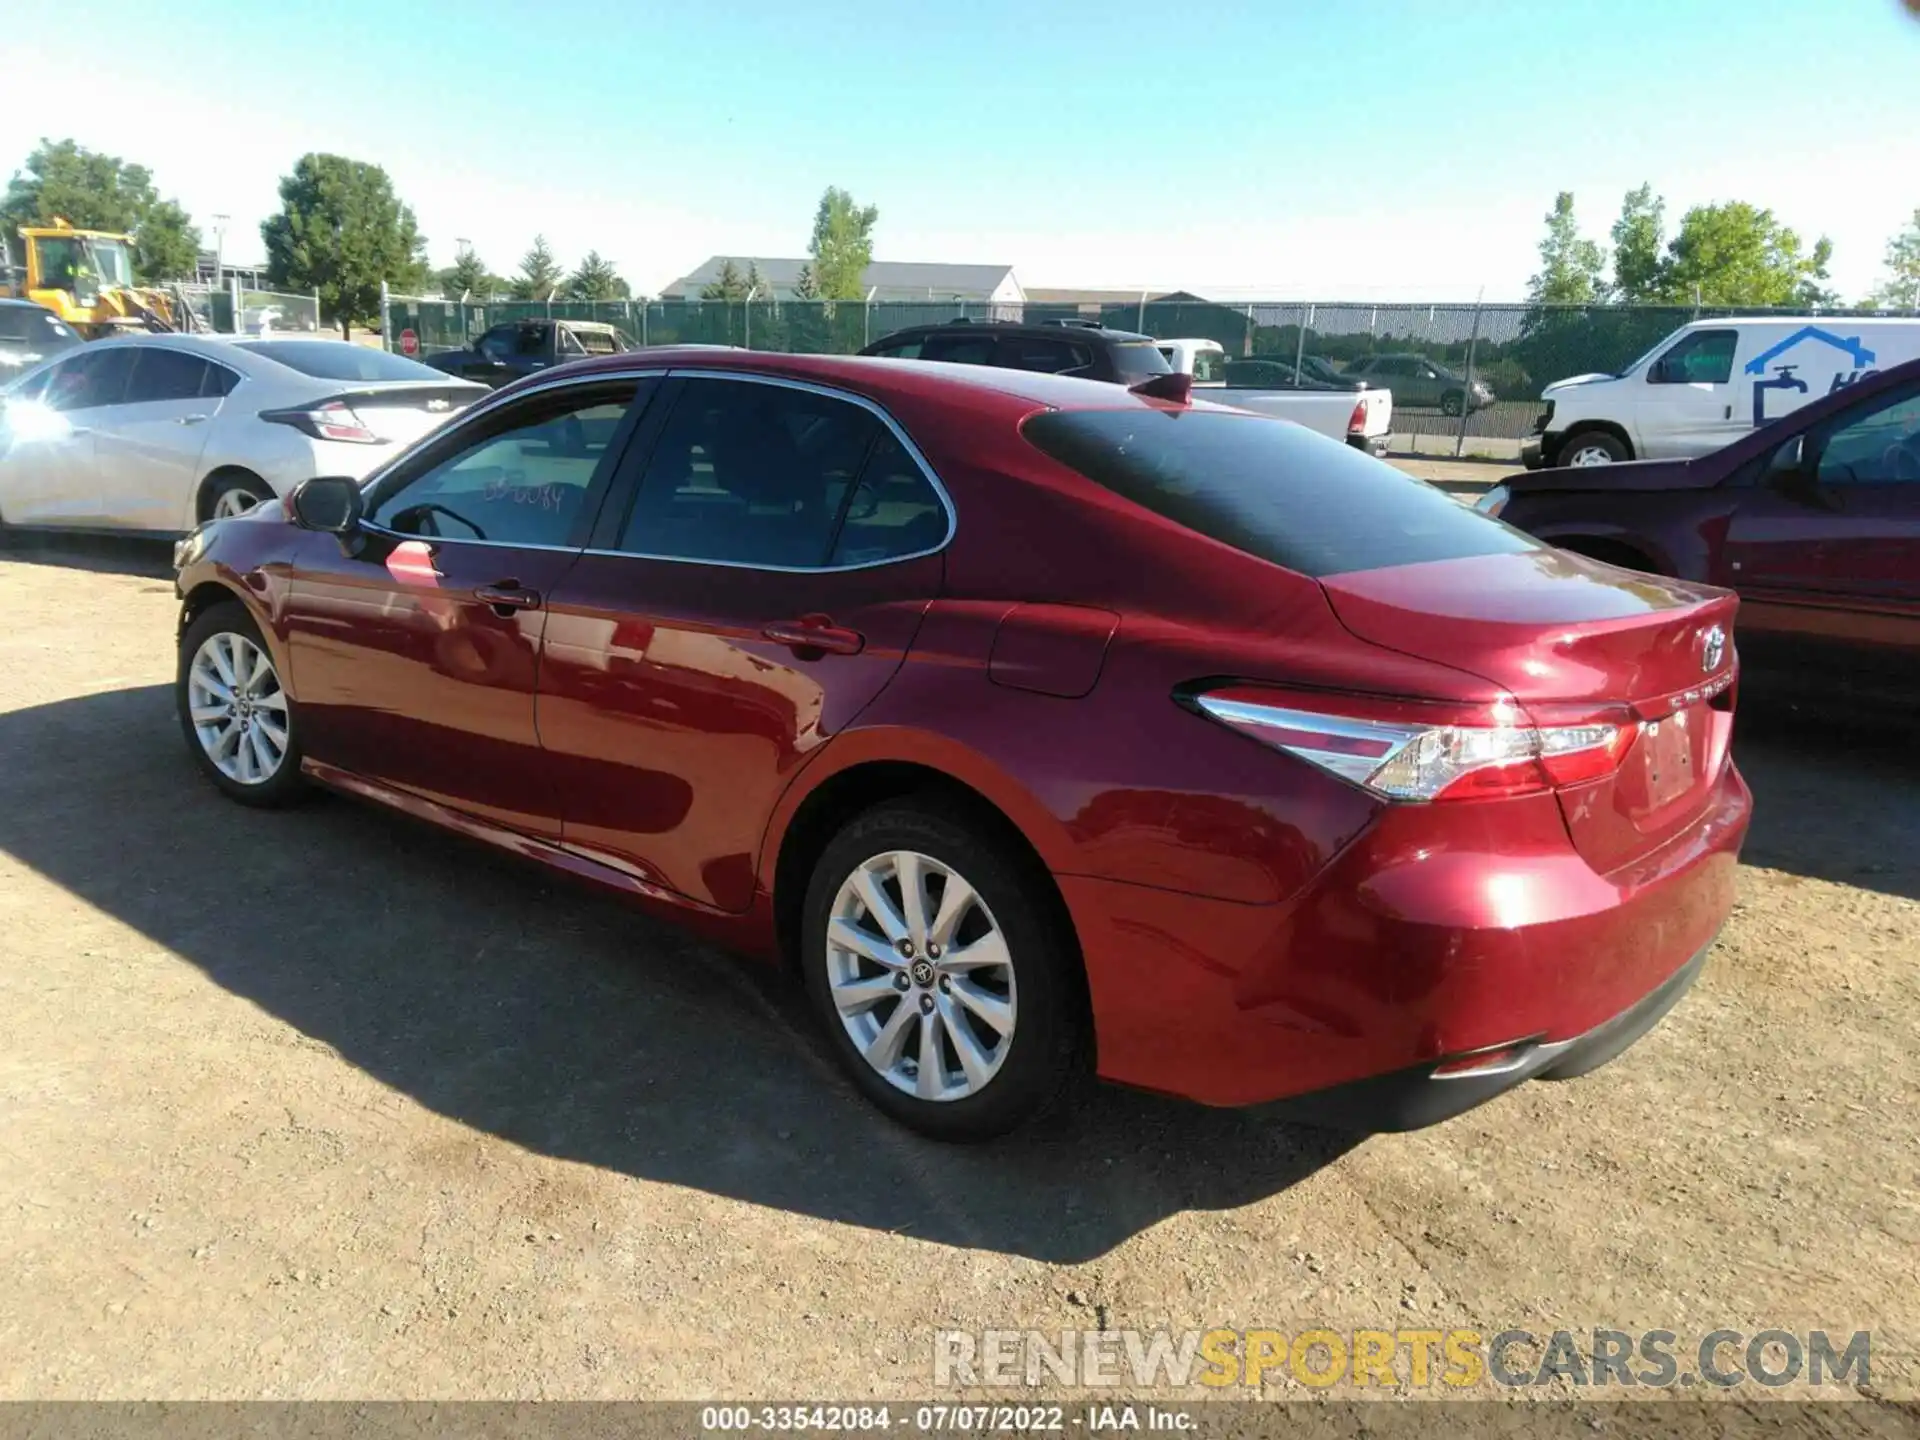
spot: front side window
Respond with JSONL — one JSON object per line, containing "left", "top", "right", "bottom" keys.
{"left": 868, "top": 337, "right": 924, "bottom": 360}
{"left": 1816, "top": 389, "right": 1920, "bottom": 486}
{"left": 1190, "top": 350, "right": 1228, "bottom": 384}
{"left": 1650, "top": 330, "right": 1737, "bottom": 386}
{"left": 366, "top": 383, "right": 642, "bottom": 547}
{"left": 477, "top": 327, "right": 517, "bottom": 361}
{"left": 44, "top": 347, "right": 136, "bottom": 411}
{"left": 1023, "top": 408, "right": 1538, "bottom": 578}
{"left": 618, "top": 378, "right": 895, "bottom": 567}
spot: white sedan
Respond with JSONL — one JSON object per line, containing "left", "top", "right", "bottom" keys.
{"left": 0, "top": 335, "right": 488, "bottom": 535}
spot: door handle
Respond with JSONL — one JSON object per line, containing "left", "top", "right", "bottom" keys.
{"left": 176, "top": 414, "right": 209, "bottom": 425}
{"left": 764, "top": 615, "right": 864, "bottom": 656}
{"left": 474, "top": 582, "right": 542, "bottom": 616}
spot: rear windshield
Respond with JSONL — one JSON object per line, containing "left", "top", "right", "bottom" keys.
{"left": 1109, "top": 341, "right": 1171, "bottom": 381}
{"left": 1022, "top": 408, "right": 1539, "bottom": 577}
{"left": 237, "top": 340, "right": 446, "bottom": 382}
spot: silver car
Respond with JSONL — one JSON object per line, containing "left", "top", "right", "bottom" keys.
{"left": 0, "top": 334, "right": 486, "bottom": 534}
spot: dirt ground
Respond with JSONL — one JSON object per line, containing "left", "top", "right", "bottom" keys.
{"left": 0, "top": 537, "right": 1914, "bottom": 1411}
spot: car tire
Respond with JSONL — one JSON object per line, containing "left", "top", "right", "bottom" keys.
{"left": 800, "top": 800, "right": 1085, "bottom": 1141}
{"left": 177, "top": 600, "right": 308, "bottom": 807}
{"left": 1557, "top": 431, "right": 1629, "bottom": 467}
{"left": 200, "top": 470, "right": 273, "bottom": 522}
{"left": 1440, "top": 390, "right": 1464, "bottom": 417}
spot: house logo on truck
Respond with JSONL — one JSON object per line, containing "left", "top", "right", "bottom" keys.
{"left": 1743, "top": 327, "right": 1878, "bottom": 426}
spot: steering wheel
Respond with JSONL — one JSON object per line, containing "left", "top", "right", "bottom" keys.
{"left": 390, "top": 502, "right": 488, "bottom": 541}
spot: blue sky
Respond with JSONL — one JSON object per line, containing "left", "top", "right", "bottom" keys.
{"left": 9, "top": 0, "right": 1920, "bottom": 300}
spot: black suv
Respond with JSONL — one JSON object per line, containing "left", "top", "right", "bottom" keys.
{"left": 860, "top": 319, "right": 1172, "bottom": 384}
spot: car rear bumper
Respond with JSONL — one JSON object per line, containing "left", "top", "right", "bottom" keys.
{"left": 1346, "top": 433, "right": 1390, "bottom": 458}
{"left": 1060, "top": 757, "right": 1751, "bottom": 1122}
{"left": 1242, "top": 937, "right": 1713, "bottom": 1130}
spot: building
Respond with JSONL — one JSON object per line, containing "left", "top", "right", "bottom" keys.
{"left": 662, "top": 257, "right": 1024, "bottom": 308}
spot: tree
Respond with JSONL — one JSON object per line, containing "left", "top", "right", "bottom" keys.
{"left": 700, "top": 259, "right": 749, "bottom": 301}
{"left": 1661, "top": 202, "right": 1834, "bottom": 308}
{"left": 806, "top": 186, "right": 878, "bottom": 300}
{"left": 438, "top": 246, "right": 500, "bottom": 299}
{"left": 793, "top": 263, "right": 820, "bottom": 300}
{"left": 567, "top": 250, "right": 629, "bottom": 301}
{"left": 262, "top": 153, "right": 429, "bottom": 338}
{"left": 1871, "top": 209, "right": 1920, "bottom": 311}
{"left": 1610, "top": 184, "right": 1667, "bottom": 302}
{"left": 512, "top": 235, "right": 563, "bottom": 300}
{"left": 1, "top": 137, "right": 202, "bottom": 283}
{"left": 1527, "top": 191, "right": 1607, "bottom": 304}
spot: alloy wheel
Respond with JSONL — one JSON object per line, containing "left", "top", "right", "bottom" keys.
{"left": 187, "top": 631, "right": 290, "bottom": 785}
{"left": 212, "top": 487, "right": 267, "bottom": 519}
{"left": 825, "top": 850, "right": 1017, "bottom": 1102}
{"left": 1566, "top": 444, "right": 1616, "bottom": 467}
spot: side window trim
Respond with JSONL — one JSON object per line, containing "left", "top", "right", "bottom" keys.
{"left": 357, "top": 375, "right": 662, "bottom": 553}
{"left": 582, "top": 368, "right": 957, "bottom": 573}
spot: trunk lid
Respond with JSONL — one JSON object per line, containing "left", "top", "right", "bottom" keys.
{"left": 340, "top": 384, "right": 485, "bottom": 445}
{"left": 1319, "top": 549, "right": 1738, "bottom": 873}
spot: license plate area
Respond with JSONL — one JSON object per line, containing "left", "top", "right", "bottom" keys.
{"left": 1639, "top": 704, "right": 1704, "bottom": 810}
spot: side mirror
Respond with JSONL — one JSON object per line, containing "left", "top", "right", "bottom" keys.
{"left": 289, "top": 475, "right": 364, "bottom": 535}
{"left": 1765, "top": 434, "right": 1807, "bottom": 481}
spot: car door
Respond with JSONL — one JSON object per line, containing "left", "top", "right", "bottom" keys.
{"left": 88, "top": 347, "right": 232, "bottom": 530}
{"left": 1, "top": 356, "right": 93, "bottom": 525}
{"left": 537, "top": 373, "right": 949, "bottom": 910}
{"left": 4, "top": 346, "right": 136, "bottom": 526}
{"left": 279, "top": 376, "right": 656, "bottom": 837}
{"left": 1640, "top": 327, "right": 1742, "bottom": 458}
{"left": 1720, "top": 380, "right": 1920, "bottom": 696}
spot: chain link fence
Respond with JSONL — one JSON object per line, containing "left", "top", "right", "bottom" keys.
{"left": 167, "top": 281, "right": 322, "bottom": 337}
{"left": 375, "top": 292, "right": 1904, "bottom": 458}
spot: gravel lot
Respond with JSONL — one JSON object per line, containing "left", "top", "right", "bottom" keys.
{"left": 0, "top": 534, "right": 1914, "bottom": 1409}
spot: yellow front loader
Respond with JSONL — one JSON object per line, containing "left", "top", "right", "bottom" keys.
{"left": 1, "top": 218, "right": 183, "bottom": 337}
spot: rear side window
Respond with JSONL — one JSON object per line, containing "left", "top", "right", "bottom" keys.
{"left": 1022, "top": 409, "right": 1539, "bottom": 578}
{"left": 830, "top": 433, "right": 949, "bottom": 565}
{"left": 919, "top": 333, "right": 999, "bottom": 366}
{"left": 620, "top": 377, "right": 884, "bottom": 566}
{"left": 867, "top": 337, "right": 924, "bottom": 359}
{"left": 127, "top": 349, "right": 216, "bottom": 402}
{"left": 1001, "top": 337, "right": 1091, "bottom": 375}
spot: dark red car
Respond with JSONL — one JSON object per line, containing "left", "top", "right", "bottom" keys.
{"left": 1481, "top": 357, "right": 1920, "bottom": 707}
{"left": 172, "top": 348, "right": 1750, "bottom": 1140}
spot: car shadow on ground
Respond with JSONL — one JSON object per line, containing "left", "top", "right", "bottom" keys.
{"left": 1732, "top": 706, "right": 1920, "bottom": 903}
{"left": 0, "top": 682, "right": 1357, "bottom": 1264}
{"left": 0, "top": 532, "right": 176, "bottom": 580}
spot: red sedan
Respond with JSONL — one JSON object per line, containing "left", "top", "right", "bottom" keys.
{"left": 172, "top": 349, "right": 1751, "bottom": 1140}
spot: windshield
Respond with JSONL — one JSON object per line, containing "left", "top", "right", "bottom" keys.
{"left": 85, "top": 238, "right": 134, "bottom": 288}
{"left": 236, "top": 340, "right": 453, "bottom": 382}
{"left": 1615, "top": 326, "right": 1687, "bottom": 378}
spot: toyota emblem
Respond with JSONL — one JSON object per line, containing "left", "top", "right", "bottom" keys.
{"left": 1700, "top": 624, "right": 1726, "bottom": 673}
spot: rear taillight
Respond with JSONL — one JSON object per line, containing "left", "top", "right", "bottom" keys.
{"left": 1346, "top": 397, "right": 1368, "bottom": 436}
{"left": 1186, "top": 686, "right": 1635, "bottom": 803}
{"left": 260, "top": 400, "right": 380, "bottom": 443}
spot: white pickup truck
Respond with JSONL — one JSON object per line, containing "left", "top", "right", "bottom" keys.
{"left": 1157, "top": 338, "right": 1393, "bottom": 456}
